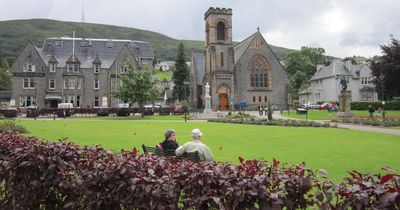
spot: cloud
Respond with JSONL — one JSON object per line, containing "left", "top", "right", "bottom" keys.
{"left": 1, "top": 0, "right": 399, "bottom": 58}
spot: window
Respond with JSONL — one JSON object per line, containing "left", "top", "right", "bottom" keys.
{"left": 49, "top": 79, "right": 55, "bottom": 89}
{"left": 24, "top": 64, "right": 35, "bottom": 72}
{"left": 63, "top": 78, "right": 68, "bottom": 89}
{"left": 23, "top": 78, "right": 35, "bottom": 89}
{"left": 362, "top": 91, "right": 374, "bottom": 101}
{"left": 258, "top": 96, "right": 262, "bottom": 102}
{"left": 217, "top": 21, "right": 226, "bottom": 40}
{"left": 54, "top": 40, "right": 63, "bottom": 46}
{"left": 76, "top": 96, "right": 81, "bottom": 108}
{"left": 106, "top": 42, "right": 114, "bottom": 48}
{"left": 79, "top": 41, "right": 87, "bottom": 47}
{"left": 67, "top": 64, "right": 80, "bottom": 73}
{"left": 121, "top": 66, "right": 128, "bottom": 73}
{"left": 264, "top": 96, "right": 267, "bottom": 102}
{"left": 220, "top": 52, "right": 224, "bottom": 67}
{"left": 94, "top": 64, "right": 100, "bottom": 73}
{"left": 249, "top": 55, "right": 269, "bottom": 88}
{"left": 94, "top": 96, "right": 99, "bottom": 107}
{"left": 252, "top": 95, "right": 256, "bottom": 102}
{"left": 69, "top": 79, "right": 76, "bottom": 89}
{"left": 19, "top": 96, "right": 35, "bottom": 107}
{"left": 49, "top": 63, "right": 57, "bottom": 73}
{"left": 94, "top": 80, "right": 99, "bottom": 89}
{"left": 77, "top": 79, "right": 81, "bottom": 89}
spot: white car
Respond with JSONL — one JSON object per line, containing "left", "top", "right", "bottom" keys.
{"left": 303, "top": 102, "right": 319, "bottom": 109}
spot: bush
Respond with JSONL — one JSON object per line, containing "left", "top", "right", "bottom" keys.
{"left": 0, "top": 132, "right": 399, "bottom": 209}
{"left": 0, "top": 121, "right": 27, "bottom": 133}
{"left": 351, "top": 101, "right": 400, "bottom": 110}
{"left": 0, "top": 109, "right": 17, "bottom": 118}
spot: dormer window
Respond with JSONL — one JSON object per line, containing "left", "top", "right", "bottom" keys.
{"left": 94, "top": 64, "right": 100, "bottom": 73}
{"left": 49, "top": 63, "right": 57, "bottom": 73}
{"left": 79, "top": 41, "right": 87, "bottom": 47}
{"left": 106, "top": 42, "right": 114, "bottom": 48}
{"left": 121, "top": 65, "right": 128, "bottom": 73}
{"left": 54, "top": 40, "right": 63, "bottom": 46}
{"left": 67, "top": 63, "right": 80, "bottom": 73}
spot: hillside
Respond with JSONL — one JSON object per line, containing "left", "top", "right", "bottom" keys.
{"left": 0, "top": 19, "right": 295, "bottom": 64}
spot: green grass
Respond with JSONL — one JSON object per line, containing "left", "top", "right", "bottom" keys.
{"left": 283, "top": 110, "right": 400, "bottom": 120}
{"left": 154, "top": 71, "right": 172, "bottom": 81}
{"left": 16, "top": 119, "right": 400, "bottom": 182}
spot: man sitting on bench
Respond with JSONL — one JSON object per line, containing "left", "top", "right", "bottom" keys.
{"left": 175, "top": 128, "right": 214, "bottom": 161}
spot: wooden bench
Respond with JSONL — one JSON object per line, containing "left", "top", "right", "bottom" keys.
{"left": 141, "top": 144, "right": 201, "bottom": 162}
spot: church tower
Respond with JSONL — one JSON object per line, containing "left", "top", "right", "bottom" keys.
{"left": 204, "top": 7, "right": 235, "bottom": 110}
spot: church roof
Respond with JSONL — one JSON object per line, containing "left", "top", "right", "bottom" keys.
{"left": 191, "top": 52, "right": 205, "bottom": 85}
{"left": 233, "top": 32, "right": 255, "bottom": 64}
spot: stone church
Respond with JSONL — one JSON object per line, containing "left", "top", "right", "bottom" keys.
{"left": 190, "top": 7, "right": 291, "bottom": 110}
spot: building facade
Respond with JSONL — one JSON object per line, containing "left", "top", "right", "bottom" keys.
{"left": 190, "top": 7, "right": 291, "bottom": 110}
{"left": 299, "top": 59, "right": 378, "bottom": 104}
{"left": 11, "top": 38, "right": 154, "bottom": 109}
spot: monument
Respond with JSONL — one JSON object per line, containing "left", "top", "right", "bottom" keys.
{"left": 203, "top": 82, "right": 212, "bottom": 114}
{"left": 336, "top": 76, "right": 353, "bottom": 118}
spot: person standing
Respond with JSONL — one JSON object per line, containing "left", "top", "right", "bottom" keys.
{"left": 159, "top": 129, "right": 179, "bottom": 151}
{"left": 368, "top": 105, "right": 375, "bottom": 119}
{"left": 175, "top": 128, "right": 214, "bottom": 161}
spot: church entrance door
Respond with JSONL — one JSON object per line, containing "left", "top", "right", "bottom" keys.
{"left": 219, "top": 94, "right": 228, "bottom": 110}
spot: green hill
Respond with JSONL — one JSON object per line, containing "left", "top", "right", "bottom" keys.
{"left": 0, "top": 19, "right": 295, "bottom": 64}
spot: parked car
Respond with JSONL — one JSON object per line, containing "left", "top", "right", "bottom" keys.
{"left": 319, "top": 102, "right": 337, "bottom": 111}
{"left": 171, "top": 105, "right": 185, "bottom": 115}
{"left": 303, "top": 102, "right": 319, "bottom": 109}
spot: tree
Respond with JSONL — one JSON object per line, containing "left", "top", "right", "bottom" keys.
{"left": 290, "top": 71, "right": 308, "bottom": 98}
{"left": 172, "top": 43, "right": 190, "bottom": 102}
{"left": 0, "top": 66, "right": 11, "bottom": 91}
{"left": 300, "top": 46, "right": 329, "bottom": 66}
{"left": 113, "top": 61, "right": 160, "bottom": 116}
{"left": 283, "top": 51, "right": 315, "bottom": 77}
{"left": 371, "top": 37, "right": 400, "bottom": 100}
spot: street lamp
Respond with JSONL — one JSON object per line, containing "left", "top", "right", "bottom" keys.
{"left": 183, "top": 81, "right": 189, "bottom": 122}
{"left": 380, "top": 75, "right": 385, "bottom": 120}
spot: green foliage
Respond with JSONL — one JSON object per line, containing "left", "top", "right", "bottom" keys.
{"left": 0, "top": 19, "right": 294, "bottom": 62}
{"left": 0, "top": 66, "right": 11, "bottom": 91}
{"left": 351, "top": 101, "right": 400, "bottom": 110}
{"left": 371, "top": 37, "right": 400, "bottom": 100}
{"left": 113, "top": 61, "right": 160, "bottom": 109}
{"left": 0, "top": 120, "right": 27, "bottom": 133}
{"left": 267, "top": 101, "right": 273, "bottom": 121}
{"left": 172, "top": 43, "right": 190, "bottom": 102}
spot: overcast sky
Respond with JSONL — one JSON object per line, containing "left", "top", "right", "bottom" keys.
{"left": 1, "top": 0, "right": 399, "bottom": 58}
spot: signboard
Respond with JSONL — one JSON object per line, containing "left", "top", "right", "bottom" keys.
{"left": 213, "top": 98, "right": 219, "bottom": 105}
{"left": 229, "top": 99, "right": 236, "bottom": 105}
{"left": 239, "top": 100, "right": 249, "bottom": 108}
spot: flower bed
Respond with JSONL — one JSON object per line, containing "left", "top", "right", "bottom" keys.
{"left": 209, "top": 118, "right": 334, "bottom": 128}
{"left": 0, "top": 132, "right": 398, "bottom": 209}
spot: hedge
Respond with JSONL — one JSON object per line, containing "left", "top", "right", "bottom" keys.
{"left": 351, "top": 101, "right": 400, "bottom": 110}
{"left": 0, "top": 132, "right": 399, "bottom": 209}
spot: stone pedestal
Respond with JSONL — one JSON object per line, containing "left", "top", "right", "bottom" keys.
{"left": 203, "top": 95, "right": 212, "bottom": 114}
{"left": 337, "top": 90, "right": 353, "bottom": 118}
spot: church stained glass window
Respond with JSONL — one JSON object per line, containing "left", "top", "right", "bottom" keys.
{"left": 249, "top": 55, "right": 269, "bottom": 88}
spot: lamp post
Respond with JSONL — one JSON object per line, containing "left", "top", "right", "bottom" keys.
{"left": 183, "top": 81, "right": 189, "bottom": 122}
{"left": 305, "top": 87, "right": 309, "bottom": 120}
{"left": 380, "top": 75, "right": 385, "bottom": 120}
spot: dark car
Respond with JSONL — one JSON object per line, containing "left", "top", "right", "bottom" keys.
{"left": 171, "top": 106, "right": 185, "bottom": 115}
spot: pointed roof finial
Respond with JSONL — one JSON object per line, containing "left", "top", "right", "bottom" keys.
{"left": 257, "top": 27, "right": 260, "bottom": 32}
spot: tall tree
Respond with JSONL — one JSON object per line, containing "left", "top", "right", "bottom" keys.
{"left": 113, "top": 61, "right": 160, "bottom": 115}
{"left": 172, "top": 43, "right": 190, "bottom": 102}
{"left": 371, "top": 37, "right": 400, "bottom": 100}
{"left": 0, "top": 66, "right": 11, "bottom": 91}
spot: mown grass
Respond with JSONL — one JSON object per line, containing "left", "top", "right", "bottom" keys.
{"left": 16, "top": 119, "right": 400, "bottom": 182}
{"left": 283, "top": 110, "right": 400, "bottom": 120}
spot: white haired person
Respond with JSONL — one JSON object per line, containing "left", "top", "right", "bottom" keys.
{"left": 175, "top": 128, "right": 214, "bottom": 161}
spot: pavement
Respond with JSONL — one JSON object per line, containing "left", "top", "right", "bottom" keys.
{"left": 248, "top": 110, "right": 400, "bottom": 136}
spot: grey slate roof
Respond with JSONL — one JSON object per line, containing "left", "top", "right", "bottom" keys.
{"left": 191, "top": 52, "right": 205, "bottom": 85}
{"left": 38, "top": 37, "right": 154, "bottom": 68}
{"left": 233, "top": 32, "right": 255, "bottom": 64}
{"left": 311, "top": 60, "right": 368, "bottom": 81}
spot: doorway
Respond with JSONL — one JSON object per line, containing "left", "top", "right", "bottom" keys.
{"left": 219, "top": 94, "right": 228, "bottom": 110}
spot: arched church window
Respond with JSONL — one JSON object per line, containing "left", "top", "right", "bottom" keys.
{"left": 217, "top": 21, "right": 226, "bottom": 41}
{"left": 220, "top": 52, "right": 224, "bottom": 67}
{"left": 248, "top": 55, "right": 270, "bottom": 88}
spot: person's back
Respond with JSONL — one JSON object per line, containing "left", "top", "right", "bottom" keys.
{"left": 175, "top": 128, "right": 214, "bottom": 161}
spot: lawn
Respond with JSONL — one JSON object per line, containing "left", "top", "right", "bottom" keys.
{"left": 283, "top": 109, "right": 400, "bottom": 120}
{"left": 15, "top": 119, "right": 400, "bottom": 182}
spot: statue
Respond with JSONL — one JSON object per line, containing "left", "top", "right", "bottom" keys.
{"left": 205, "top": 82, "right": 210, "bottom": 97}
{"left": 340, "top": 76, "right": 347, "bottom": 91}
